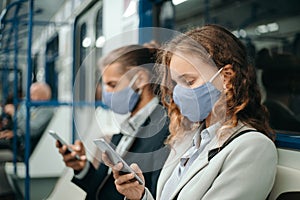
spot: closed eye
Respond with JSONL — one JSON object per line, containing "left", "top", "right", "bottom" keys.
{"left": 105, "top": 81, "right": 117, "bottom": 89}
{"left": 186, "top": 79, "right": 195, "bottom": 86}
{"left": 178, "top": 78, "right": 195, "bottom": 87}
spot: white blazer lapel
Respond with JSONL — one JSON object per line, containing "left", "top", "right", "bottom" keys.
{"left": 169, "top": 149, "right": 209, "bottom": 199}
{"left": 156, "top": 159, "right": 177, "bottom": 199}
{"left": 168, "top": 123, "right": 248, "bottom": 199}
{"left": 157, "top": 133, "right": 194, "bottom": 199}
{"left": 169, "top": 135, "right": 219, "bottom": 199}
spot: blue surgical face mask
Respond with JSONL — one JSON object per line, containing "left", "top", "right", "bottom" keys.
{"left": 173, "top": 68, "right": 223, "bottom": 122}
{"left": 102, "top": 75, "right": 141, "bottom": 114}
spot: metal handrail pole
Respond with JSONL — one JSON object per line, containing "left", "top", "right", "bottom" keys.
{"left": 13, "top": 3, "right": 21, "bottom": 175}
{"left": 25, "top": 0, "right": 34, "bottom": 199}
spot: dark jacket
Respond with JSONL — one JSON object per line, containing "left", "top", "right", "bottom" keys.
{"left": 72, "top": 105, "right": 170, "bottom": 200}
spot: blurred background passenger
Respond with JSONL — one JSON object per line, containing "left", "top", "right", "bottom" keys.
{"left": 262, "top": 53, "right": 300, "bottom": 132}
{"left": 0, "top": 82, "right": 54, "bottom": 161}
{"left": 255, "top": 48, "right": 273, "bottom": 103}
{"left": 0, "top": 94, "right": 14, "bottom": 133}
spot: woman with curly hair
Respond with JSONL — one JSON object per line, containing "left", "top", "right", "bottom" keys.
{"left": 107, "top": 25, "right": 277, "bottom": 200}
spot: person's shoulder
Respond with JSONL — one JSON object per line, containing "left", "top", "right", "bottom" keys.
{"left": 37, "top": 106, "right": 55, "bottom": 115}
{"left": 230, "top": 129, "right": 276, "bottom": 154}
{"left": 230, "top": 128, "right": 272, "bottom": 142}
{"left": 219, "top": 128, "right": 278, "bottom": 167}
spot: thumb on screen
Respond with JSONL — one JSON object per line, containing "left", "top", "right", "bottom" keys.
{"left": 130, "top": 163, "right": 142, "bottom": 175}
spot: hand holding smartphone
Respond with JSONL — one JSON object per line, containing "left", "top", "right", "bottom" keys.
{"left": 49, "top": 130, "right": 81, "bottom": 160}
{"left": 93, "top": 138, "right": 144, "bottom": 185}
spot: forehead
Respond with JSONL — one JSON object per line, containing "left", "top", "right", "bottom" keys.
{"left": 170, "top": 54, "right": 198, "bottom": 75}
{"left": 169, "top": 53, "right": 215, "bottom": 78}
{"left": 102, "top": 62, "right": 124, "bottom": 76}
{"left": 102, "top": 62, "right": 125, "bottom": 81}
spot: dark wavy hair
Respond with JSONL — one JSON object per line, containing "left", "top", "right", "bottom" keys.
{"left": 156, "top": 24, "right": 274, "bottom": 144}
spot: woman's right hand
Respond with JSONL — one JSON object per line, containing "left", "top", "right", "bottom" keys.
{"left": 102, "top": 153, "right": 145, "bottom": 200}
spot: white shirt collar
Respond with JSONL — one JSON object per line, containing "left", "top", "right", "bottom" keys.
{"left": 120, "top": 97, "right": 159, "bottom": 135}
{"left": 193, "top": 122, "right": 220, "bottom": 148}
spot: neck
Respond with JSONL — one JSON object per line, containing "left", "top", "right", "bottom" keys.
{"left": 131, "top": 86, "right": 155, "bottom": 116}
{"left": 205, "top": 113, "right": 212, "bottom": 128}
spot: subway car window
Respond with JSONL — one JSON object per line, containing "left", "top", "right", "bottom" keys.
{"left": 95, "top": 8, "right": 104, "bottom": 95}
{"left": 33, "top": 53, "right": 38, "bottom": 83}
{"left": 74, "top": 2, "right": 103, "bottom": 103}
{"left": 95, "top": 8, "right": 104, "bottom": 56}
{"left": 76, "top": 22, "right": 88, "bottom": 102}
{"left": 172, "top": 0, "right": 300, "bottom": 134}
{"left": 45, "top": 34, "right": 59, "bottom": 100}
{"left": 96, "top": 8, "right": 104, "bottom": 45}
{"left": 79, "top": 23, "right": 88, "bottom": 66}
{"left": 72, "top": 1, "right": 103, "bottom": 144}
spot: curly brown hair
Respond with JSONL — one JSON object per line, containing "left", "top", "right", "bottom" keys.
{"left": 156, "top": 24, "right": 274, "bottom": 144}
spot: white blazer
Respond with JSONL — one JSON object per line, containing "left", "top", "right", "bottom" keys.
{"left": 144, "top": 122, "right": 277, "bottom": 200}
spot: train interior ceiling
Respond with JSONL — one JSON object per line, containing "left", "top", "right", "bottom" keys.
{"left": 0, "top": 0, "right": 300, "bottom": 199}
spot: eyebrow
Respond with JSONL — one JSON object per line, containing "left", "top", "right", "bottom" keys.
{"left": 177, "top": 73, "right": 197, "bottom": 80}
{"left": 105, "top": 81, "right": 118, "bottom": 86}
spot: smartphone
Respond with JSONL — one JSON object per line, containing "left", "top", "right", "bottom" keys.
{"left": 49, "top": 130, "right": 81, "bottom": 160}
{"left": 93, "top": 138, "right": 144, "bottom": 185}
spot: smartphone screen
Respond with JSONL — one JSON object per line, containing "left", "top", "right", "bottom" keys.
{"left": 93, "top": 138, "right": 144, "bottom": 185}
{"left": 49, "top": 130, "right": 81, "bottom": 160}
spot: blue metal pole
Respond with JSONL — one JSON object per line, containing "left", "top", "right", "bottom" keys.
{"left": 13, "top": 4, "right": 21, "bottom": 175}
{"left": 2, "top": 53, "right": 9, "bottom": 105}
{"left": 138, "top": 0, "right": 153, "bottom": 44}
{"left": 25, "top": 0, "right": 34, "bottom": 199}
{"left": 1, "top": 66, "right": 8, "bottom": 105}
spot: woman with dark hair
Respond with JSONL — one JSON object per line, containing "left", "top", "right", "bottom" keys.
{"left": 108, "top": 25, "right": 277, "bottom": 200}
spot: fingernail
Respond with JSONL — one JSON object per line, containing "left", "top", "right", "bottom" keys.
{"left": 75, "top": 145, "right": 81, "bottom": 150}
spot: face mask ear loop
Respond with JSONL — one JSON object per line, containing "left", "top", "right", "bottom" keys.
{"left": 129, "top": 74, "right": 143, "bottom": 95}
{"left": 101, "top": 84, "right": 110, "bottom": 103}
{"left": 129, "top": 74, "right": 139, "bottom": 87}
{"left": 138, "top": 88, "right": 143, "bottom": 95}
{"left": 209, "top": 67, "right": 223, "bottom": 83}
